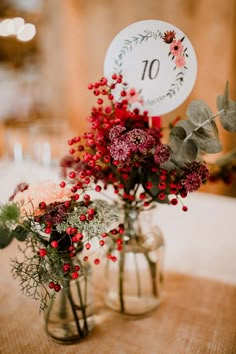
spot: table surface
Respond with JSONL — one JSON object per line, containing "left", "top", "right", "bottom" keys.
{"left": 0, "top": 160, "right": 236, "bottom": 353}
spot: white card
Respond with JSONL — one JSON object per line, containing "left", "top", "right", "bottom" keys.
{"left": 104, "top": 20, "right": 197, "bottom": 116}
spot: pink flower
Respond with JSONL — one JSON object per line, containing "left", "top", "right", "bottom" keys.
{"left": 109, "top": 125, "right": 126, "bottom": 141}
{"left": 13, "top": 181, "right": 73, "bottom": 216}
{"left": 154, "top": 144, "right": 170, "bottom": 164}
{"left": 125, "top": 129, "right": 155, "bottom": 152}
{"left": 109, "top": 140, "right": 131, "bottom": 162}
{"left": 170, "top": 40, "right": 184, "bottom": 56}
{"left": 182, "top": 173, "right": 201, "bottom": 192}
{"left": 175, "top": 55, "right": 186, "bottom": 68}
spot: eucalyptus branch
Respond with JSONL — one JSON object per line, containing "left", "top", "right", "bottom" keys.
{"left": 184, "top": 108, "right": 225, "bottom": 143}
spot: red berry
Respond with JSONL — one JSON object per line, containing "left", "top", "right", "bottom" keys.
{"left": 71, "top": 272, "right": 79, "bottom": 279}
{"left": 158, "top": 192, "right": 166, "bottom": 201}
{"left": 97, "top": 98, "right": 103, "bottom": 105}
{"left": 74, "top": 265, "right": 80, "bottom": 271}
{"left": 99, "top": 239, "right": 105, "bottom": 246}
{"left": 39, "top": 201, "right": 46, "bottom": 209}
{"left": 80, "top": 214, "right": 87, "bottom": 221}
{"left": 87, "top": 208, "right": 95, "bottom": 216}
{"left": 182, "top": 206, "right": 188, "bottom": 212}
{"left": 85, "top": 242, "right": 91, "bottom": 250}
{"left": 94, "top": 258, "right": 100, "bottom": 265}
{"left": 60, "top": 181, "right": 66, "bottom": 188}
{"left": 68, "top": 171, "right": 76, "bottom": 179}
{"left": 83, "top": 194, "right": 90, "bottom": 201}
{"left": 63, "top": 264, "right": 71, "bottom": 272}
{"left": 49, "top": 281, "right": 55, "bottom": 289}
{"left": 38, "top": 248, "right": 47, "bottom": 257}
{"left": 170, "top": 198, "right": 178, "bottom": 206}
{"left": 84, "top": 177, "right": 90, "bottom": 184}
{"left": 51, "top": 240, "right": 58, "bottom": 248}
{"left": 116, "top": 238, "right": 123, "bottom": 245}
{"left": 54, "top": 284, "right": 61, "bottom": 292}
{"left": 45, "top": 227, "right": 52, "bottom": 234}
{"left": 74, "top": 233, "right": 83, "bottom": 241}
{"left": 66, "top": 227, "right": 73, "bottom": 235}
{"left": 84, "top": 256, "right": 88, "bottom": 261}
{"left": 145, "top": 182, "right": 153, "bottom": 189}
{"left": 95, "top": 185, "right": 102, "bottom": 192}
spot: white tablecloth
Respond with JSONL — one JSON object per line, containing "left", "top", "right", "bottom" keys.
{"left": 0, "top": 159, "right": 236, "bottom": 285}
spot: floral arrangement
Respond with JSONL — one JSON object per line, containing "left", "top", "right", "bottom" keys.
{"left": 57, "top": 75, "right": 236, "bottom": 315}
{"left": 1, "top": 70, "right": 236, "bottom": 322}
{"left": 0, "top": 181, "right": 118, "bottom": 311}
{"left": 60, "top": 77, "right": 236, "bottom": 212}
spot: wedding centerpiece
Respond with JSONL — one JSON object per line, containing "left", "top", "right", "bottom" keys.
{"left": 60, "top": 75, "right": 236, "bottom": 315}
{"left": 0, "top": 181, "right": 118, "bottom": 342}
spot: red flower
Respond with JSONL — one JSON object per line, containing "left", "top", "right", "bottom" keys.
{"left": 163, "top": 30, "right": 176, "bottom": 44}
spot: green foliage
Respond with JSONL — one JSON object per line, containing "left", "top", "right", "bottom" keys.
{"left": 0, "top": 227, "right": 14, "bottom": 249}
{"left": 11, "top": 225, "right": 28, "bottom": 242}
{"left": 0, "top": 203, "right": 27, "bottom": 248}
{"left": 0, "top": 203, "right": 20, "bottom": 225}
{"left": 168, "top": 81, "right": 236, "bottom": 166}
{"left": 169, "top": 125, "right": 198, "bottom": 164}
{"left": 217, "top": 81, "right": 236, "bottom": 132}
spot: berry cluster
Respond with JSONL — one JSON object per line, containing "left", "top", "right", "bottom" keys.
{"left": 60, "top": 76, "right": 210, "bottom": 214}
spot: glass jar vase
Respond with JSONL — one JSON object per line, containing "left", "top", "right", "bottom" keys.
{"left": 44, "top": 261, "right": 95, "bottom": 343}
{"left": 105, "top": 205, "right": 164, "bottom": 316}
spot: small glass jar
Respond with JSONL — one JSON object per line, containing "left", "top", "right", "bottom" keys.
{"left": 44, "top": 261, "right": 95, "bottom": 343}
{"left": 105, "top": 205, "right": 165, "bottom": 316}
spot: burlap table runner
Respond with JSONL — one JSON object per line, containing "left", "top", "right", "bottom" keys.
{"left": 0, "top": 243, "right": 236, "bottom": 354}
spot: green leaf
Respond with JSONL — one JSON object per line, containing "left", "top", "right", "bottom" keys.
{"left": 186, "top": 100, "right": 216, "bottom": 132}
{"left": 217, "top": 81, "right": 236, "bottom": 132}
{"left": 174, "top": 139, "right": 198, "bottom": 164}
{"left": 176, "top": 120, "right": 197, "bottom": 135}
{"left": 192, "top": 128, "right": 222, "bottom": 153}
{"left": 11, "top": 225, "right": 28, "bottom": 242}
{"left": 0, "top": 227, "right": 14, "bottom": 248}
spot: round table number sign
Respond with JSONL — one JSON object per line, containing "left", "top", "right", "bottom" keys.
{"left": 104, "top": 20, "right": 197, "bottom": 116}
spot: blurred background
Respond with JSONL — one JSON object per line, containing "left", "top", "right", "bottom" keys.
{"left": 0, "top": 0, "right": 235, "bottom": 196}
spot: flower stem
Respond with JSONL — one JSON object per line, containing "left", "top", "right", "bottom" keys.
{"left": 67, "top": 283, "right": 84, "bottom": 338}
{"left": 119, "top": 249, "right": 125, "bottom": 313}
{"left": 76, "top": 278, "right": 89, "bottom": 335}
{"left": 133, "top": 252, "right": 141, "bottom": 297}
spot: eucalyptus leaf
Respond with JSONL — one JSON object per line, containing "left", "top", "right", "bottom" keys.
{"left": 171, "top": 137, "right": 198, "bottom": 164}
{"left": 217, "top": 81, "right": 230, "bottom": 111}
{"left": 192, "top": 128, "right": 222, "bottom": 153}
{"left": 217, "top": 96, "right": 236, "bottom": 132}
{"left": 216, "top": 81, "right": 236, "bottom": 132}
{"left": 0, "top": 227, "right": 14, "bottom": 249}
{"left": 159, "top": 160, "right": 178, "bottom": 171}
{"left": 176, "top": 120, "right": 197, "bottom": 135}
{"left": 186, "top": 100, "right": 214, "bottom": 131}
{"left": 169, "top": 126, "right": 186, "bottom": 146}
